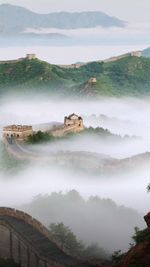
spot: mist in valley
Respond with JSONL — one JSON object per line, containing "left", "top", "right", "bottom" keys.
{"left": 0, "top": 94, "right": 150, "bottom": 253}
{"left": 0, "top": 1, "right": 150, "bottom": 264}
{"left": 0, "top": 22, "right": 149, "bottom": 65}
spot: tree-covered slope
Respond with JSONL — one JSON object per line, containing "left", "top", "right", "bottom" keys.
{"left": 0, "top": 59, "right": 102, "bottom": 95}
{"left": 19, "top": 190, "right": 144, "bottom": 253}
{"left": 95, "top": 56, "right": 150, "bottom": 96}
{"left": 1, "top": 56, "right": 150, "bottom": 97}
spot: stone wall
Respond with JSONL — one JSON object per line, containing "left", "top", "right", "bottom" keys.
{"left": 0, "top": 208, "right": 56, "bottom": 245}
{"left": 0, "top": 208, "right": 69, "bottom": 267}
{"left": 0, "top": 224, "right": 10, "bottom": 259}
{"left": 0, "top": 58, "right": 25, "bottom": 65}
{"left": 0, "top": 221, "right": 51, "bottom": 267}
{"left": 51, "top": 124, "right": 84, "bottom": 137}
{"left": 52, "top": 115, "right": 84, "bottom": 137}
{"left": 0, "top": 54, "right": 36, "bottom": 65}
{"left": 0, "top": 208, "right": 95, "bottom": 267}
{"left": 131, "top": 51, "right": 142, "bottom": 57}
{"left": 59, "top": 63, "right": 82, "bottom": 69}
{"left": 3, "top": 129, "right": 33, "bottom": 140}
{"left": 103, "top": 51, "right": 142, "bottom": 63}
{"left": 3, "top": 125, "right": 33, "bottom": 140}
{"left": 3, "top": 137, "right": 103, "bottom": 172}
{"left": 26, "top": 54, "right": 36, "bottom": 60}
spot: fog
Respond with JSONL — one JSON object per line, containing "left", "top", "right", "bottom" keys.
{"left": 0, "top": 21, "right": 149, "bottom": 65}
{"left": 19, "top": 190, "right": 144, "bottom": 254}
{"left": 25, "top": 22, "right": 150, "bottom": 46}
{"left": 0, "top": 94, "right": 150, "bottom": 253}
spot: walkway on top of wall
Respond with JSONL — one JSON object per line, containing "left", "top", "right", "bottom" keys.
{"left": 0, "top": 207, "right": 97, "bottom": 267}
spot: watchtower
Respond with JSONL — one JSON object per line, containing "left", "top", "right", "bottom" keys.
{"left": 26, "top": 54, "right": 36, "bottom": 60}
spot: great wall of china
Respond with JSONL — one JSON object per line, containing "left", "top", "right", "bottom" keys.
{"left": 0, "top": 51, "right": 142, "bottom": 68}
{"left": 3, "top": 111, "right": 150, "bottom": 177}
{"left": 0, "top": 207, "right": 149, "bottom": 267}
{"left": 3, "top": 113, "right": 150, "bottom": 174}
{"left": 4, "top": 133, "right": 150, "bottom": 176}
{"left": 103, "top": 51, "right": 142, "bottom": 63}
{"left": 0, "top": 54, "right": 36, "bottom": 65}
{"left": 3, "top": 114, "right": 112, "bottom": 173}
{"left": 4, "top": 136, "right": 115, "bottom": 173}
{"left": 59, "top": 51, "right": 142, "bottom": 69}
{"left": 0, "top": 48, "right": 148, "bottom": 267}
{"left": 0, "top": 207, "right": 96, "bottom": 267}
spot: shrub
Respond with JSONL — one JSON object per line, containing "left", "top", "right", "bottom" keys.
{"left": 132, "top": 227, "right": 150, "bottom": 244}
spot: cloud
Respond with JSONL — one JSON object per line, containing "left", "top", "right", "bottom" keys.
{"left": 25, "top": 22, "right": 150, "bottom": 46}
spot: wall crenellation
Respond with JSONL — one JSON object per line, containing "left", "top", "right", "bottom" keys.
{"left": 0, "top": 207, "right": 93, "bottom": 267}
{"left": 0, "top": 207, "right": 56, "bottom": 246}
{"left": 0, "top": 219, "right": 54, "bottom": 267}
{"left": 3, "top": 125, "right": 33, "bottom": 140}
{"left": 103, "top": 50, "right": 142, "bottom": 63}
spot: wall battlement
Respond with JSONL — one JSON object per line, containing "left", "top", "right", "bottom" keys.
{"left": 0, "top": 207, "right": 93, "bottom": 267}
{"left": 0, "top": 54, "right": 36, "bottom": 65}
{"left": 0, "top": 207, "right": 55, "bottom": 243}
{"left": 103, "top": 51, "right": 142, "bottom": 63}
{"left": 3, "top": 125, "right": 33, "bottom": 140}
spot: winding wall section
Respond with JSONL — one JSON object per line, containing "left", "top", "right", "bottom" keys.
{"left": 4, "top": 137, "right": 150, "bottom": 174}
{"left": 0, "top": 207, "right": 95, "bottom": 267}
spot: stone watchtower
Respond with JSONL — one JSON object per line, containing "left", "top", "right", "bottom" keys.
{"left": 131, "top": 51, "right": 142, "bottom": 57}
{"left": 51, "top": 114, "right": 84, "bottom": 137}
{"left": 26, "top": 54, "right": 36, "bottom": 60}
{"left": 88, "top": 77, "right": 97, "bottom": 84}
{"left": 3, "top": 125, "right": 33, "bottom": 140}
{"left": 64, "top": 113, "right": 84, "bottom": 131}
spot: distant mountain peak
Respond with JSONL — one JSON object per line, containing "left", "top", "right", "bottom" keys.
{"left": 0, "top": 3, "right": 125, "bottom": 34}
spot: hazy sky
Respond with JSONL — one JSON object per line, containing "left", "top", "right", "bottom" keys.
{"left": 0, "top": 0, "right": 150, "bottom": 22}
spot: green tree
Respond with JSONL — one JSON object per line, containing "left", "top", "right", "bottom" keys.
{"left": 132, "top": 226, "right": 150, "bottom": 244}
{"left": 112, "top": 250, "right": 122, "bottom": 262}
{"left": 49, "top": 222, "right": 83, "bottom": 254}
{"left": 27, "top": 131, "right": 54, "bottom": 144}
{"left": 83, "top": 242, "right": 109, "bottom": 260}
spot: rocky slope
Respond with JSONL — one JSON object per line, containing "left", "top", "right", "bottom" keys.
{"left": 112, "top": 212, "right": 150, "bottom": 267}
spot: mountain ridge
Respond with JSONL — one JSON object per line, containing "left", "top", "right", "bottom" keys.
{"left": 0, "top": 3, "right": 125, "bottom": 34}
{"left": 0, "top": 55, "right": 150, "bottom": 97}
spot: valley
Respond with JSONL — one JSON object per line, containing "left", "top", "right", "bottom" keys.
{"left": 0, "top": 1, "right": 150, "bottom": 266}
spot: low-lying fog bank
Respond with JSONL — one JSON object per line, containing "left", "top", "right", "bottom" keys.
{"left": 1, "top": 95, "right": 150, "bottom": 157}
{"left": 0, "top": 152, "right": 149, "bottom": 212}
{"left": 1, "top": 95, "right": 150, "bottom": 137}
{"left": 0, "top": 94, "right": 149, "bottom": 254}
{"left": 0, "top": 95, "right": 150, "bottom": 210}
{"left": 18, "top": 190, "right": 145, "bottom": 254}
